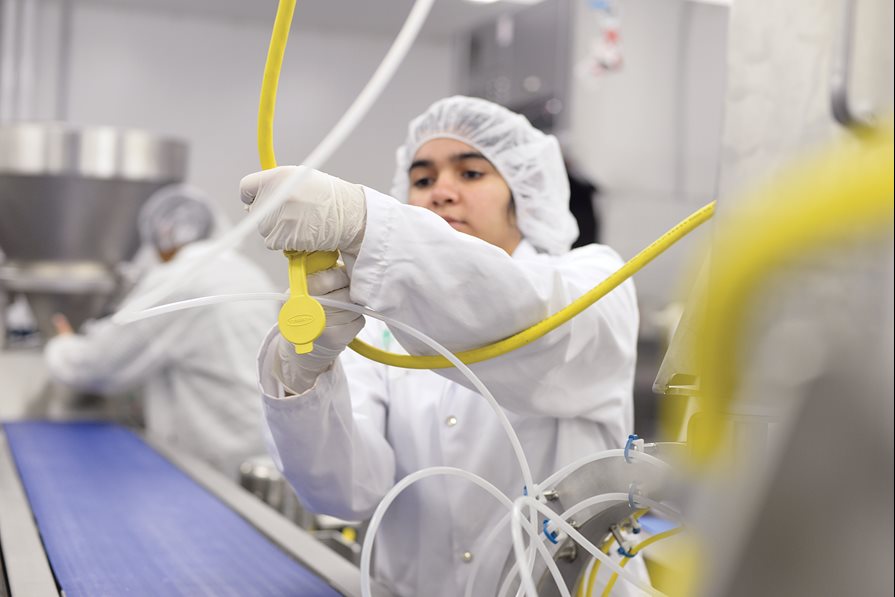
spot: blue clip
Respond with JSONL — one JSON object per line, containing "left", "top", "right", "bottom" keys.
{"left": 522, "top": 485, "right": 528, "bottom": 496}
{"left": 542, "top": 519, "right": 559, "bottom": 544}
{"left": 624, "top": 434, "right": 640, "bottom": 464}
{"left": 617, "top": 545, "right": 636, "bottom": 558}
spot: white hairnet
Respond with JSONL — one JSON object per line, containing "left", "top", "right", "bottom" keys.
{"left": 138, "top": 185, "right": 217, "bottom": 253}
{"left": 390, "top": 96, "right": 578, "bottom": 255}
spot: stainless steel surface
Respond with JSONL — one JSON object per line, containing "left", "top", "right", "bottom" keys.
{"left": 240, "top": 455, "right": 317, "bottom": 530}
{"left": 0, "top": 123, "right": 187, "bottom": 335}
{"left": 151, "top": 438, "right": 394, "bottom": 597}
{"left": 0, "top": 261, "right": 116, "bottom": 339}
{"left": 0, "top": 428, "right": 58, "bottom": 597}
{"left": 0, "top": 123, "right": 187, "bottom": 179}
{"left": 830, "top": 0, "right": 875, "bottom": 130}
{"left": 499, "top": 445, "right": 680, "bottom": 597}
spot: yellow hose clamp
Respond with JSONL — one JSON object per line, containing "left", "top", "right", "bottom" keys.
{"left": 278, "top": 250, "right": 340, "bottom": 354}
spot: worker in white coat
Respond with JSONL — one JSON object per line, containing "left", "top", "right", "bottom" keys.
{"left": 45, "top": 186, "right": 277, "bottom": 479}
{"left": 242, "top": 96, "right": 640, "bottom": 595}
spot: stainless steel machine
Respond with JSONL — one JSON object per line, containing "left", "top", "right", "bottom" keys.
{"left": 0, "top": 122, "right": 187, "bottom": 341}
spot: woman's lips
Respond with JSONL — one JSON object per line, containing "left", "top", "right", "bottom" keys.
{"left": 442, "top": 216, "right": 466, "bottom": 230}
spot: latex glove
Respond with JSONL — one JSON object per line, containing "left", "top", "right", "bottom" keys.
{"left": 240, "top": 165, "right": 366, "bottom": 255}
{"left": 271, "top": 267, "right": 364, "bottom": 395}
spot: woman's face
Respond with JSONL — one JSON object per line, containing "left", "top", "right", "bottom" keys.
{"left": 407, "top": 138, "right": 522, "bottom": 255}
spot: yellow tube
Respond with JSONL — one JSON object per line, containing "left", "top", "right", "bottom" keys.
{"left": 601, "top": 527, "right": 683, "bottom": 597}
{"left": 347, "top": 202, "right": 715, "bottom": 369}
{"left": 259, "top": 0, "right": 716, "bottom": 368}
{"left": 260, "top": 0, "right": 338, "bottom": 353}
{"left": 684, "top": 124, "right": 893, "bottom": 464}
{"left": 582, "top": 537, "right": 614, "bottom": 597}
{"left": 258, "top": 0, "right": 294, "bottom": 170}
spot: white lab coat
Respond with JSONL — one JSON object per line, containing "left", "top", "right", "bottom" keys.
{"left": 259, "top": 188, "right": 640, "bottom": 596}
{"left": 45, "top": 242, "right": 277, "bottom": 478}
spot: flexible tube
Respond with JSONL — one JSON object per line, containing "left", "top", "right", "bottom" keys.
{"left": 116, "top": 288, "right": 533, "bottom": 488}
{"left": 497, "top": 495, "right": 631, "bottom": 597}
{"left": 360, "top": 467, "right": 564, "bottom": 597}
{"left": 511, "top": 496, "right": 664, "bottom": 596}
{"left": 113, "top": 293, "right": 287, "bottom": 323}
{"left": 600, "top": 527, "right": 684, "bottom": 597}
{"left": 469, "top": 451, "right": 622, "bottom": 596}
{"left": 112, "top": 0, "right": 436, "bottom": 323}
{"left": 584, "top": 538, "right": 615, "bottom": 597}
{"left": 254, "top": 0, "right": 717, "bottom": 370}
{"left": 466, "top": 449, "right": 669, "bottom": 597}
{"left": 560, "top": 494, "right": 681, "bottom": 525}
{"left": 347, "top": 201, "right": 716, "bottom": 369}
{"left": 501, "top": 494, "right": 675, "bottom": 597}
{"left": 114, "top": 289, "right": 678, "bottom": 596}
{"left": 257, "top": 0, "right": 294, "bottom": 169}
{"left": 688, "top": 123, "right": 892, "bottom": 463}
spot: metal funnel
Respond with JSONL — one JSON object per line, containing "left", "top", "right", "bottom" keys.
{"left": 0, "top": 123, "right": 188, "bottom": 339}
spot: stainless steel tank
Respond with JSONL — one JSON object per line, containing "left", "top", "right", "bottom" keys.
{"left": 0, "top": 123, "right": 188, "bottom": 339}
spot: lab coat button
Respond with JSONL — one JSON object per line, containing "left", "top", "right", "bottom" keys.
{"left": 462, "top": 551, "right": 474, "bottom": 563}
{"left": 445, "top": 415, "right": 458, "bottom": 427}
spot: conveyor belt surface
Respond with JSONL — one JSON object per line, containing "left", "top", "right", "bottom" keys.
{"left": 4, "top": 421, "right": 342, "bottom": 597}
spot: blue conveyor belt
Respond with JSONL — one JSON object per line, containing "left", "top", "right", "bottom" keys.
{"left": 4, "top": 421, "right": 342, "bottom": 597}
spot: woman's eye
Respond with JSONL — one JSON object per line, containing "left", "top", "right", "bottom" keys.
{"left": 412, "top": 177, "right": 433, "bottom": 188}
{"left": 462, "top": 170, "right": 484, "bottom": 180}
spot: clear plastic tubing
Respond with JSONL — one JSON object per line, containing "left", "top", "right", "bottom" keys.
{"left": 468, "top": 448, "right": 671, "bottom": 597}
{"left": 113, "top": 0, "right": 436, "bottom": 322}
{"left": 359, "top": 467, "right": 568, "bottom": 597}
{"left": 114, "top": 290, "right": 534, "bottom": 490}
{"left": 511, "top": 496, "right": 665, "bottom": 597}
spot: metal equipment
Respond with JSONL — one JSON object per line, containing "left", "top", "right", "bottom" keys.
{"left": 496, "top": 443, "right": 681, "bottom": 596}
{"left": 0, "top": 122, "right": 187, "bottom": 340}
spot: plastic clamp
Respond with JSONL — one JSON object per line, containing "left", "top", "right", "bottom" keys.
{"left": 624, "top": 434, "right": 642, "bottom": 464}
{"left": 542, "top": 519, "right": 560, "bottom": 544}
{"left": 617, "top": 545, "right": 636, "bottom": 558}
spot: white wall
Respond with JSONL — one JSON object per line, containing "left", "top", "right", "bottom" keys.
{"left": 718, "top": 0, "right": 893, "bottom": 197}
{"left": 36, "top": 3, "right": 453, "bottom": 285}
{"left": 568, "top": 0, "right": 728, "bottom": 334}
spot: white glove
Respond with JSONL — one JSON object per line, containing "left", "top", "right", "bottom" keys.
{"left": 271, "top": 267, "right": 364, "bottom": 395}
{"left": 240, "top": 165, "right": 367, "bottom": 255}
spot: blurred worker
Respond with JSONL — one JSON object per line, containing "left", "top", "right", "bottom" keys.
{"left": 241, "top": 96, "right": 640, "bottom": 595}
{"left": 45, "top": 186, "right": 277, "bottom": 479}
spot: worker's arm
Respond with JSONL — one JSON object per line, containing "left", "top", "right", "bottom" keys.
{"left": 43, "top": 271, "right": 192, "bottom": 395}
{"left": 258, "top": 323, "right": 396, "bottom": 522}
{"left": 43, "top": 315, "right": 186, "bottom": 395}
{"left": 348, "top": 188, "right": 639, "bottom": 420}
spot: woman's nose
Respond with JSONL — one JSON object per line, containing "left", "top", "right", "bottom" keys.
{"left": 430, "top": 177, "right": 459, "bottom": 206}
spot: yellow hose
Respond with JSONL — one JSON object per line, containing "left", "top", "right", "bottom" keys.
{"left": 685, "top": 123, "right": 893, "bottom": 464}
{"left": 580, "top": 537, "right": 614, "bottom": 597}
{"left": 349, "top": 202, "right": 714, "bottom": 369}
{"left": 600, "top": 527, "right": 683, "bottom": 596}
{"left": 259, "top": 0, "right": 716, "bottom": 369}
{"left": 258, "top": 0, "right": 294, "bottom": 170}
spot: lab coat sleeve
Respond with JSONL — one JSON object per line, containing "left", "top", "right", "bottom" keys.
{"left": 258, "top": 324, "right": 396, "bottom": 521}
{"left": 348, "top": 187, "right": 639, "bottom": 420}
{"left": 43, "top": 308, "right": 192, "bottom": 396}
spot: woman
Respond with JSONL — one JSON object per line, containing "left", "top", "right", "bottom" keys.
{"left": 241, "top": 96, "right": 639, "bottom": 596}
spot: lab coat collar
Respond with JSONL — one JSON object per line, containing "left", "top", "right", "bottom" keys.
{"left": 511, "top": 238, "right": 539, "bottom": 260}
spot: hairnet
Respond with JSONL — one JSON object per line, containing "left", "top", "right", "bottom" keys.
{"left": 138, "top": 185, "right": 217, "bottom": 253}
{"left": 390, "top": 96, "right": 578, "bottom": 255}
